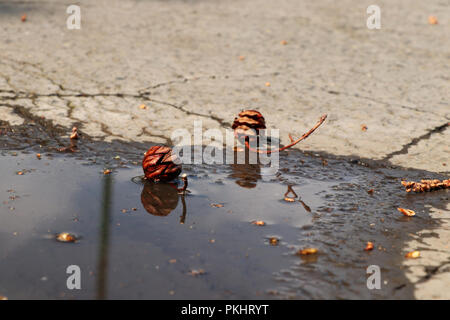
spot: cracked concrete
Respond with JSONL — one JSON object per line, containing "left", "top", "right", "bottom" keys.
{"left": 0, "top": 0, "right": 449, "bottom": 299}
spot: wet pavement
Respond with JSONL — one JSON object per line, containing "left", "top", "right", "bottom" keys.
{"left": 0, "top": 125, "right": 448, "bottom": 299}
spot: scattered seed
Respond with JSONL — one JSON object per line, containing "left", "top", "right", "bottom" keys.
{"left": 428, "top": 16, "right": 438, "bottom": 25}
{"left": 296, "top": 248, "right": 318, "bottom": 256}
{"left": 361, "top": 124, "right": 368, "bottom": 131}
{"left": 56, "top": 232, "right": 77, "bottom": 243}
{"left": 284, "top": 197, "right": 295, "bottom": 202}
{"left": 280, "top": 40, "right": 288, "bottom": 45}
{"left": 36, "top": 153, "right": 42, "bottom": 159}
{"left": 405, "top": 251, "right": 420, "bottom": 259}
{"left": 238, "top": 55, "right": 245, "bottom": 61}
{"left": 251, "top": 220, "right": 266, "bottom": 226}
{"left": 139, "top": 104, "right": 147, "bottom": 110}
{"left": 364, "top": 242, "right": 374, "bottom": 251}
{"left": 265, "top": 82, "right": 271, "bottom": 87}
{"left": 397, "top": 208, "right": 416, "bottom": 217}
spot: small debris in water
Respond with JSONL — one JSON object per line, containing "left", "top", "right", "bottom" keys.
{"left": 188, "top": 269, "right": 206, "bottom": 276}
{"left": 367, "top": 189, "right": 374, "bottom": 195}
{"left": 56, "top": 232, "right": 77, "bottom": 243}
{"left": 139, "top": 104, "right": 148, "bottom": 110}
{"left": 209, "top": 239, "right": 216, "bottom": 244}
{"left": 121, "top": 209, "right": 127, "bottom": 213}
{"left": 405, "top": 251, "right": 420, "bottom": 259}
{"left": 210, "top": 203, "right": 224, "bottom": 208}
{"left": 169, "top": 259, "right": 177, "bottom": 264}
{"left": 397, "top": 208, "right": 416, "bottom": 217}
{"left": 16, "top": 171, "right": 24, "bottom": 175}
{"left": 296, "top": 248, "right": 318, "bottom": 256}
{"left": 103, "top": 169, "right": 112, "bottom": 175}
{"left": 0, "top": 295, "right": 8, "bottom": 300}
{"left": 21, "top": 14, "right": 27, "bottom": 22}
{"left": 36, "top": 153, "right": 42, "bottom": 160}
{"left": 269, "top": 237, "right": 279, "bottom": 246}
{"left": 251, "top": 220, "right": 266, "bottom": 226}
{"left": 364, "top": 242, "right": 374, "bottom": 251}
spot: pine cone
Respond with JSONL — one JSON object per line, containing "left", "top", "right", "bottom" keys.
{"left": 141, "top": 182, "right": 179, "bottom": 216}
{"left": 142, "top": 146, "right": 182, "bottom": 181}
{"left": 232, "top": 110, "right": 266, "bottom": 141}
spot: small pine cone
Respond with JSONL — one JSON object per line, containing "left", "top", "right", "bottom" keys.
{"left": 142, "top": 146, "right": 182, "bottom": 181}
{"left": 232, "top": 110, "right": 266, "bottom": 141}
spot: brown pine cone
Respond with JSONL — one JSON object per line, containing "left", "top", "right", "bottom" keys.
{"left": 142, "top": 146, "right": 182, "bottom": 181}
{"left": 232, "top": 110, "right": 266, "bottom": 141}
{"left": 141, "top": 182, "right": 179, "bottom": 216}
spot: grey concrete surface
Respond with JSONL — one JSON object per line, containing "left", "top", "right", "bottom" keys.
{"left": 0, "top": 0, "right": 449, "bottom": 299}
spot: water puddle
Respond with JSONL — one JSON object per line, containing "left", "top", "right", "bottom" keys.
{"left": 0, "top": 146, "right": 447, "bottom": 299}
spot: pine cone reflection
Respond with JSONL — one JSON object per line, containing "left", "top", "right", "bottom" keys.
{"left": 229, "top": 164, "right": 261, "bottom": 189}
{"left": 141, "top": 182, "right": 179, "bottom": 216}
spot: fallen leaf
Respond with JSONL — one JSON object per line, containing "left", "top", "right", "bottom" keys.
{"left": 405, "top": 250, "right": 420, "bottom": 259}
{"left": 428, "top": 16, "right": 438, "bottom": 25}
{"left": 251, "top": 220, "right": 266, "bottom": 226}
{"left": 56, "top": 232, "right": 77, "bottom": 243}
{"left": 364, "top": 242, "right": 374, "bottom": 251}
{"left": 297, "top": 248, "right": 318, "bottom": 255}
{"left": 397, "top": 208, "right": 416, "bottom": 217}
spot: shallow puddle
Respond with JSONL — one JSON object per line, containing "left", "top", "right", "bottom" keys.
{"left": 0, "top": 147, "right": 447, "bottom": 299}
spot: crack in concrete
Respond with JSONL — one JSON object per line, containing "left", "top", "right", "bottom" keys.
{"left": 382, "top": 122, "right": 449, "bottom": 161}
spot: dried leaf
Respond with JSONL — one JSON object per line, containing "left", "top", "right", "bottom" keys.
{"left": 364, "top": 241, "right": 374, "bottom": 251}
{"left": 251, "top": 220, "right": 266, "bottom": 226}
{"left": 397, "top": 208, "right": 416, "bottom": 217}
{"left": 297, "top": 248, "right": 318, "bottom": 255}
{"left": 56, "top": 232, "right": 77, "bottom": 243}
{"left": 405, "top": 250, "right": 420, "bottom": 259}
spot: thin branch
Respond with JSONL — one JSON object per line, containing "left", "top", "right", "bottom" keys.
{"left": 245, "top": 114, "right": 327, "bottom": 154}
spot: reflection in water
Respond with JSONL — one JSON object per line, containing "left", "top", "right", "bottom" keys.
{"left": 97, "top": 172, "right": 113, "bottom": 300}
{"left": 283, "top": 185, "right": 312, "bottom": 212}
{"left": 229, "top": 164, "right": 261, "bottom": 189}
{"left": 141, "top": 182, "right": 188, "bottom": 223}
